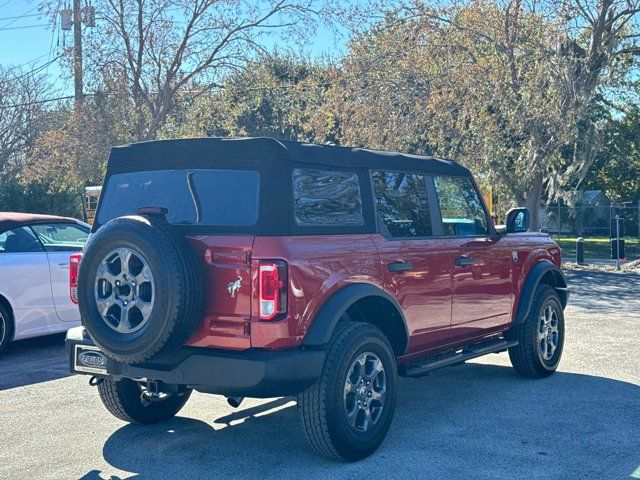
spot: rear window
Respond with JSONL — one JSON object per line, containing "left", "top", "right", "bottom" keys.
{"left": 97, "top": 169, "right": 260, "bottom": 227}
{"left": 292, "top": 169, "right": 364, "bottom": 226}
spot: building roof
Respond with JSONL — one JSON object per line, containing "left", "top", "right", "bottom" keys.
{"left": 581, "top": 190, "right": 609, "bottom": 204}
{"left": 107, "top": 137, "right": 471, "bottom": 177}
{"left": 0, "top": 212, "right": 78, "bottom": 234}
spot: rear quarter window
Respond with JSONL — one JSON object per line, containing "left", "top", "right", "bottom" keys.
{"left": 292, "top": 169, "right": 364, "bottom": 226}
{"left": 30, "top": 223, "right": 89, "bottom": 251}
{"left": 97, "top": 169, "right": 260, "bottom": 227}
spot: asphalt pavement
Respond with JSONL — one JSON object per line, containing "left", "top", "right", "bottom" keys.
{"left": 0, "top": 268, "right": 638, "bottom": 480}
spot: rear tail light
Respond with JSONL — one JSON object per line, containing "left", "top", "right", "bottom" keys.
{"left": 258, "top": 261, "right": 287, "bottom": 320}
{"left": 70, "top": 253, "right": 82, "bottom": 304}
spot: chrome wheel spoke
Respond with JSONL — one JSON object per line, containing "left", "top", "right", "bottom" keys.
{"left": 96, "top": 295, "right": 115, "bottom": 316}
{"left": 370, "top": 388, "right": 385, "bottom": 401}
{"left": 135, "top": 264, "right": 153, "bottom": 283}
{"left": 116, "top": 305, "right": 132, "bottom": 332}
{"left": 344, "top": 377, "right": 357, "bottom": 395}
{"left": 118, "top": 249, "right": 133, "bottom": 276}
{"left": 366, "top": 357, "right": 384, "bottom": 382}
{"left": 347, "top": 407, "right": 360, "bottom": 428}
{"left": 96, "top": 260, "right": 117, "bottom": 284}
{"left": 361, "top": 406, "right": 372, "bottom": 431}
{"left": 356, "top": 356, "right": 366, "bottom": 381}
{"left": 135, "top": 299, "right": 153, "bottom": 320}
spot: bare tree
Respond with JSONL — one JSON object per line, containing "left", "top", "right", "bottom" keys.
{"left": 63, "top": 0, "right": 333, "bottom": 140}
{"left": 0, "top": 67, "right": 52, "bottom": 187}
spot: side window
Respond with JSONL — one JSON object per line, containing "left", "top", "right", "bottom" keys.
{"left": 434, "top": 176, "right": 489, "bottom": 236}
{"left": 371, "top": 170, "right": 432, "bottom": 238}
{"left": 0, "top": 227, "right": 43, "bottom": 253}
{"left": 30, "top": 223, "right": 89, "bottom": 252}
{"left": 292, "top": 169, "right": 364, "bottom": 226}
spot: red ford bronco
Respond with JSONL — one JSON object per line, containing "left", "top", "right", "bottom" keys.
{"left": 66, "top": 137, "right": 568, "bottom": 461}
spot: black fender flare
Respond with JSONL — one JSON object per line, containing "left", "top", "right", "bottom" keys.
{"left": 514, "top": 261, "right": 569, "bottom": 326}
{"left": 302, "top": 283, "right": 409, "bottom": 354}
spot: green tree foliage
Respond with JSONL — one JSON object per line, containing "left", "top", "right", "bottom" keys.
{"left": 585, "top": 106, "right": 640, "bottom": 202}
{"left": 2, "top": 0, "right": 640, "bottom": 222}
{"left": 319, "top": 0, "right": 640, "bottom": 227}
{"left": 0, "top": 179, "right": 83, "bottom": 218}
{"left": 165, "top": 53, "right": 334, "bottom": 142}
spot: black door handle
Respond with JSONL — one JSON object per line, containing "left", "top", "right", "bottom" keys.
{"left": 388, "top": 261, "right": 413, "bottom": 272}
{"left": 455, "top": 257, "right": 475, "bottom": 266}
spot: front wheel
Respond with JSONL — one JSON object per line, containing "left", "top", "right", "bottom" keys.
{"left": 97, "top": 378, "right": 192, "bottom": 424}
{"left": 507, "top": 285, "right": 565, "bottom": 378}
{"left": 0, "top": 304, "right": 13, "bottom": 354}
{"left": 297, "top": 321, "right": 397, "bottom": 461}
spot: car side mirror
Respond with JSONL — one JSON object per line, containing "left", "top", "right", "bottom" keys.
{"left": 506, "top": 208, "right": 529, "bottom": 233}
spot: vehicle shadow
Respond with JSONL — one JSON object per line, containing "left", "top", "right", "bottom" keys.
{"left": 91, "top": 363, "right": 640, "bottom": 480}
{"left": 0, "top": 333, "right": 69, "bottom": 391}
{"left": 564, "top": 268, "right": 640, "bottom": 312}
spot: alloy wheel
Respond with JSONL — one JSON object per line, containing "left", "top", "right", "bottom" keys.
{"left": 343, "top": 351, "right": 386, "bottom": 433}
{"left": 94, "top": 248, "right": 155, "bottom": 334}
{"left": 537, "top": 303, "right": 559, "bottom": 361}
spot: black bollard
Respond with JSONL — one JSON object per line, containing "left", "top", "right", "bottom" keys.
{"left": 576, "top": 237, "right": 585, "bottom": 265}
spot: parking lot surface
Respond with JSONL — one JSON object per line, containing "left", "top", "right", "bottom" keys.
{"left": 1, "top": 269, "right": 638, "bottom": 480}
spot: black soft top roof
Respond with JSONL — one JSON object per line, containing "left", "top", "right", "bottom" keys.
{"left": 107, "top": 137, "right": 470, "bottom": 176}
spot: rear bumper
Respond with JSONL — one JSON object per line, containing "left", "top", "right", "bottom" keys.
{"left": 65, "top": 327, "right": 325, "bottom": 398}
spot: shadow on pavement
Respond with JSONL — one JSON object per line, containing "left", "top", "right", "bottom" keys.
{"left": 565, "top": 268, "right": 640, "bottom": 312}
{"left": 92, "top": 363, "right": 640, "bottom": 480}
{"left": 0, "top": 333, "right": 69, "bottom": 391}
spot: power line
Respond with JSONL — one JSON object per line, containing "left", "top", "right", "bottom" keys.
{"left": 0, "top": 24, "right": 49, "bottom": 31}
{"left": 0, "top": 13, "right": 40, "bottom": 21}
{"left": 10, "top": 54, "right": 63, "bottom": 82}
{"left": 0, "top": 81, "right": 329, "bottom": 109}
{"left": 0, "top": 4, "right": 40, "bottom": 29}
{"left": 17, "top": 52, "right": 52, "bottom": 67}
{"left": 2, "top": 94, "right": 76, "bottom": 109}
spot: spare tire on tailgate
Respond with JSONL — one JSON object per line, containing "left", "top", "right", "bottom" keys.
{"left": 78, "top": 215, "right": 202, "bottom": 364}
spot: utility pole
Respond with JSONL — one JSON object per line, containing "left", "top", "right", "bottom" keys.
{"left": 73, "top": 0, "right": 83, "bottom": 107}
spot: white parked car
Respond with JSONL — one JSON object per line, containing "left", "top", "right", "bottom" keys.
{"left": 0, "top": 212, "right": 89, "bottom": 353}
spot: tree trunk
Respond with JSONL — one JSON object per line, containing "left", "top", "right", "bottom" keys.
{"left": 525, "top": 170, "right": 544, "bottom": 230}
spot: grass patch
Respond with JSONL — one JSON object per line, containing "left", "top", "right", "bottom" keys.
{"left": 554, "top": 236, "right": 640, "bottom": 260}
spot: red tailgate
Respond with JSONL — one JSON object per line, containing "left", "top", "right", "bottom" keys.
{"left": 185, "top": 235, "right": 255, "bottom": 350}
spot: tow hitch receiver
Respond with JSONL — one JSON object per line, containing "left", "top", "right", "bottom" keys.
{"left": 140, "top": 381, "right": 189, "bottom": 407}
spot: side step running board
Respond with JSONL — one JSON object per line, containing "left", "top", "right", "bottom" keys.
{"left": 399, "top": 339, "right": 519, "bottom": 378}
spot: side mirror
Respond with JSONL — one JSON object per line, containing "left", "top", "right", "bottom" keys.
{"left": 506, "top": 208, "right": 529, "bottom": 233}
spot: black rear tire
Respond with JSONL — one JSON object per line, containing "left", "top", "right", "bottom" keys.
{"left": 97, "top": 378, "right": 192, "bottom": 424}
{"left": 507, "top": 285, "right": 565, "bottom": 378}
{"left": 0, "top": 303, "right": 13, "bottom": 354}
{"left": 78, "top": 215, "right": 202, "bottom": 364}
{"left": 297, "top": 321, "right": 397, "bottom": 461}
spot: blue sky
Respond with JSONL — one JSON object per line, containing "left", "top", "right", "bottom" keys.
{"left": 0, "top": 0, "right": 348, "bottom": 96}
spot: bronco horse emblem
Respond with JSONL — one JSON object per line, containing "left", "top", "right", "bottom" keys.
{"left": 227, "top": 276, "right": 242, "bottom": 298}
